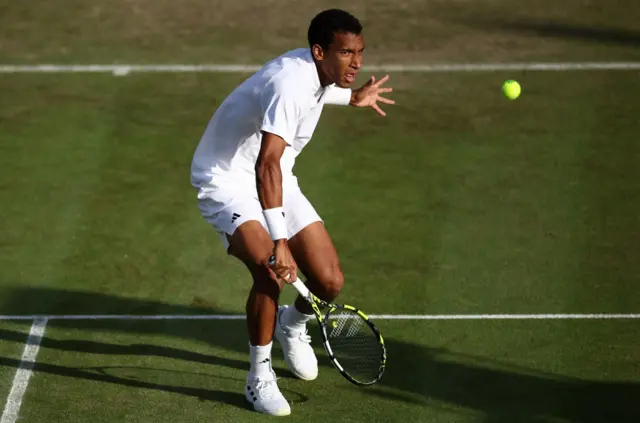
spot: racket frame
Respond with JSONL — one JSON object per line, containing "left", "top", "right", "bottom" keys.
{"left": 291, "top": 279, "right": 387, "bottom": 386}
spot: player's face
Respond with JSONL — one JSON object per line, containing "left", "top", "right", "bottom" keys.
{"left": 315, "top": 32, "right": 364, "bottom": 88}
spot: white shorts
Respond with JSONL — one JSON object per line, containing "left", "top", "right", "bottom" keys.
{"left": 196, "top": 183, "right": 322, "bottom": 251}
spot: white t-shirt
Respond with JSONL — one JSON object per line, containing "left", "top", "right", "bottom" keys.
{"left": 190, "top": 48, "right": 352, "bottom": 193}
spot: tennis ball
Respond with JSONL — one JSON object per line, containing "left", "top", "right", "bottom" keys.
{"left": 502, "top": 80, "right": 521, "bottom": 100}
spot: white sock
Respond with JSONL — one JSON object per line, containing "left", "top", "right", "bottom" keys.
{"left": 249, "top": 342, "right": 273, "bottom": 379}
{"left": 281, "top": 303, "right": 313, "bottom": 333}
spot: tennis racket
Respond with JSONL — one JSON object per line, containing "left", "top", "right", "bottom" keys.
{"left": 270, "top": 261, "right": 386, "bottom": 386}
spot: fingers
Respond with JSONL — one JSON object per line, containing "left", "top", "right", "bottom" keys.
{"left": 269, "top": 257, "right": 297, "bottom": 284}
{"left": 272, "top": 267, "right": 295, "bottom": 284}
{"left": 372, "top": 74, "right": 390, "bottom": 87}
{"left": 376, "top": 96, "right": 395, "bottom": 105}
{"left": 281, "top": 267, "right": 297, "bottom": 283}
{"left": 371, "top": 103, "right": 386, "bottom": 117}
{"left": 376, "top": 87, "right": 393, "bottom": 94}
{"left": 273, "top": 264, "right": 295, "bottom": 282}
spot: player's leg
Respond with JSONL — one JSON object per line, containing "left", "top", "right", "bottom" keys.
{"left": 225, "top": 221, "right": 292, "bottom": 416}
{"left": 273, "top": 187, "right": 344, "bottom": 381}
{"left": 226, "top": 220, "right": 281, "bottom": 348}
{"left": 198, "top": 194, "right": 290, "bottom": 416}
{"left": 199, "top": 194, "right": 282, "bottom": 348}
{"left": 288, "top": 221, "right": 344, "bottom": 309}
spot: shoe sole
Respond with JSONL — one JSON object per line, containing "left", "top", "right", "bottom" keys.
{"left": 246, "top": 394, "right": 291, "bottom": 416}
{"left": 254, "top": 405, "right": 291, "bottom": 416}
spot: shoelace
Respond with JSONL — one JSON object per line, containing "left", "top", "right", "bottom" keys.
{"left": 255, "top": 379, "right": 278, "bottom": 400}
{"left": 297, "top": 332, "right": 312, "bottom": 343}
{"left": 284, "top": 326, "right": 312, "bottom": 344}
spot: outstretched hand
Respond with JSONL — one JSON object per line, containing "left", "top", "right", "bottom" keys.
{"left": 350, "top": 74, "right": 395, "bottom": 117}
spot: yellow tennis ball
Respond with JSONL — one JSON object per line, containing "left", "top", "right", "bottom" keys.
{"left": 502, "top": 80, "right": 521, "bottom": 100}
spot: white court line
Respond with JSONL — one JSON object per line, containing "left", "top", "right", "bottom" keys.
{"left": 0, "top": 318, "right": 48, "bottom": 423}
{"left": 0, "top": 62, "right": 640, "bottom": 74}
{"left": 368, "top": 314, "right": 640, "bottom": 320}
{"left": 0, "top": 314, "right": 638, "bottom": 320}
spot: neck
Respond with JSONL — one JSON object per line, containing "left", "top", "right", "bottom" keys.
{"left": 314, "top": 61, "right": 333, "bottom": 87}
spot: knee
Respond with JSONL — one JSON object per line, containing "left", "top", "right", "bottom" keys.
{"left": 316, "top": 268, "right": 344, "bottom": 300}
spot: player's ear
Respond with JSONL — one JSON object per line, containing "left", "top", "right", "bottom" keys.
{"left": 311, "top": 44, "right": 324, "bottom": 61}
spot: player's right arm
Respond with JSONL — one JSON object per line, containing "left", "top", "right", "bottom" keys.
{"left": 256, "top": 77, "right": 302, "bottom": 284}
{"left": 255, "top": 132, "right": 297, "bottom": 284}
{"left": 256, "top": 132, "right": 286, "bottom": 211}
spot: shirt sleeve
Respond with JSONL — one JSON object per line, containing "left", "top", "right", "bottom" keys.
{"left": 260, "top": 79, "right": 302, "bottom": 145}
{"left": 323, "top": 84, "right": 352, "bottom": 106}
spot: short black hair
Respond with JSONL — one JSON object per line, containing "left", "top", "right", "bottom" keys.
{"left": 308, "top": 9, "right": 363, "bottom": 50}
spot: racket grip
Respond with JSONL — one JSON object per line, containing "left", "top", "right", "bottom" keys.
{"left": 291, "top": 278, "right": 311, "bottom": 298}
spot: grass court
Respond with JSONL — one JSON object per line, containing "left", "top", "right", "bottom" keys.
{"left": 1, "top": 0, "right": 639, "bottom": 421}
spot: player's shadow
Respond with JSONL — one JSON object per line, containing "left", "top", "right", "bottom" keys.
{"left": 369, "top": 338, "right": 640, "bottom": 423}
{"left": 0, "top": 287, "right": 304, "bottom": 409}
{"left": 0, "top": 354, "right": 252, "bottom": 410}
{"left": 0, "top": 327, "right": 249, "bottom": 371}
{"left": 0, "top": 323, "right": 296, "bottom": 378}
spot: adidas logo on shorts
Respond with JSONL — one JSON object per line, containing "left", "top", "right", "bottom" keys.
{"left": 231, "top": 213, "right": 241, "bottom": 223}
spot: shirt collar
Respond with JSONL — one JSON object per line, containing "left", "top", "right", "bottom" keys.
{"left": 303, "top": 49, "right": 324, "bottom": 99}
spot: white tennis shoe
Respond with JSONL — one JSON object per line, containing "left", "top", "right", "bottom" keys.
{"left": 274, "top": 305, "right": 319, "bottom": 381}
{"left": 245, "top": 371, "right": 291, "bottom": 416}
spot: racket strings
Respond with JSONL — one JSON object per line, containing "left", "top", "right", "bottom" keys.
{"left": 325, "top": 310, "right": 383, "bottom": 384}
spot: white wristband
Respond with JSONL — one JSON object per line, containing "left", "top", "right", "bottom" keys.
{"left": 263, "top": 207, "right": 288, "bottom": 241}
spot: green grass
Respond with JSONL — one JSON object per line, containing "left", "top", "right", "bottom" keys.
{"left": 2, "top": 320, "right": 638, "bottom": 422}
{"left": 1, "top": 71, "right": 638, "bottom": 315}
{"left": 1, "top": 0, "right": 639, "bottom": 421}
{"left": 0, "top": 69, "right": 638, "bottom": 422}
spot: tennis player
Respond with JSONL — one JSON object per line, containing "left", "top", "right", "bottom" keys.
{"left": 191, "top": 8, "right": 394, "bottom": 416}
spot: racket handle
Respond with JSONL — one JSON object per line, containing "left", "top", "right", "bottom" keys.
{"left": 291, "top": 278, "right": 311, "bottom": 298}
